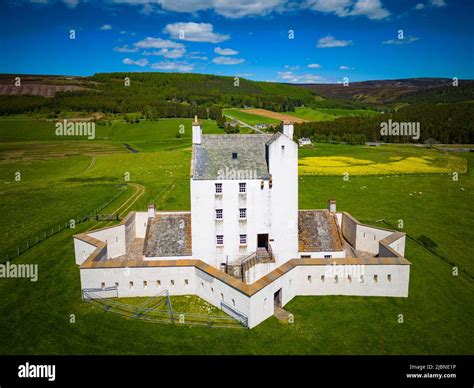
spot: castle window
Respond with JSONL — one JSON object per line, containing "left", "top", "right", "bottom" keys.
{"left": 185, "top": 279, "right": 189, "bottom": 287}
{"left": 240, "top": 234, "right": 247, "bottom": 245}
{"left": 281, "top": 145, "right": 285, "bottom": 151}
{"left": 171, "top": 280, "right": 175, "bottom": 288}
{"left": 157, "top": 280, "right": 161, "bottom": 288}
{"left": 221, "top": 293, "right": 224, "bottom": 301}
{"left": 324, "top": 255, "right": 332, "bottom": 259}
{"left": 200, "top": 282, "right": 204, "bottom": 291}
{"left": 115, "top": 282, "right": 119, "bottom": 288}
{"left": 335, "top": 275, "right": 339, "bottom": 284}
{"left": 387, "top": 274, "right": 392, "bottom": 282}
{"left": 232, "top": 152, "right": 238, "bottom": 159}
{"left": 239, "top": 208, "right": 247, "bottom": 219}
{"left": 129, "top": 281, "right": 134, "bottom": 290}
{"left": 211, "top": 287, "right": 214, "bottom": 295}
{"left": 216, "top": 235, "right": 224, "bottom": 245}
{"left": 215, "top": 183, "right": 222, "bottom": 194}
{"left": 101, "top": 282, "right": 105, "bottom": 290}
{"left": 301, "top": 255, "right": 311, "bottom": 259}
{"left": 321, "top": 275, "right": 325, "bottom": 283}
{"left": 215, "top": 209, "right": 223, "bottom": 219}
{"left": 348, "top": 275, "right": 352, "bottom": 283}
{"left": 374, "top": 275, "right": 378, "bottom": 283}
{"left": 239, "top": 182, "right": 246, "bottom": 193}
{"left": 260, "top": 180, "right": 264, "bottom": 190}
{"left": 143, "top": 281, "right": 147, "bottom": 289}
{"left": 307, "top": 275, "right": 312, "bottom": 283}
{"left": 360, "top": 275, "right": 364, "bottom": 283}
{"left": 232, "top": 299, "right": 236, "bottom": 307}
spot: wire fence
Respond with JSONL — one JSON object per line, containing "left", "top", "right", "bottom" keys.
{"left": 0, "top": 186, "right": 128, "bottom": 264}
{"left": 82, "top": 287, "right": 248, "bottom": 329}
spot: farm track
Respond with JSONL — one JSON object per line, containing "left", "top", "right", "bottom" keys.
{"left": 88, "top": 182, "right": 145, "bottom": 231}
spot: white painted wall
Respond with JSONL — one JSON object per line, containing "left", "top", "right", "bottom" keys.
{"left": 297, "top": 250, "right": 346, "bottom": 259}
{"left": 88, "top": 225, "right": 126, "bottom": 259}
{"left": 267, "top": 134, "right": 299, "bottom": 265}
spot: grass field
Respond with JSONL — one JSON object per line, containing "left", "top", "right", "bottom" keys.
{"left": 284, "top": 107, "right": 380, "bottom": 121}
{"left": 0, "top": 116, "right": 472, "bottom": 355}
{"left": 223, "top": 108, "right": 281, "bottom": 125}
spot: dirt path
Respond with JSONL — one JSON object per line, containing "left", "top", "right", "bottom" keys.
{"left": 87, "top": 182, "right": 145, "bottom": 231}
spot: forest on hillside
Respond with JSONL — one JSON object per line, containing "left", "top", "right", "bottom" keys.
{"left": 294, "top": 102, "right": 474, "bottom": 144}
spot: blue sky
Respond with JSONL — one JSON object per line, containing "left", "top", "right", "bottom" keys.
{"left": 0, "top": 0, "right": 472, "bottom": 83}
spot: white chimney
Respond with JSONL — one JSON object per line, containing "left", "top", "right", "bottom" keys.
{"left": 282, "top": 121, "right": 294, "bottom": 140}
{"left": 328, "top": 199, "right": 336, "bottom": 213}
{"left": 147, "top": 203, "right": 156, "bottom": 218}
{"left": 192, "top": 115, "right": 202, "bottom": 144}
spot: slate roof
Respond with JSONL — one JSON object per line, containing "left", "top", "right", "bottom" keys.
{"left": 143, "top": 212, "right": 192, "bottom": 257}
{"left": 192, "top": 134, "right": 279, "bottom": 180}
{"left": 298, "top": 210, "right": 344, "bottom": 252}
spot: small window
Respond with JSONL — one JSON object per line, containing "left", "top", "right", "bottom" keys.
{"left": 101, "top": 282, "right": 105, "bottom": 290}
{"left": 260, "top": 180, "right": 264, "bottom": 190}
{"left": 143, "top": 281, "right": 147, "bottom": 289}
{"left": 335, "top": 275, "right": 339, "bottom": 284}
{"left": 321, "top": 275, "right": 325, "bottom": 283}
{"left": 211, "top": 287, "right": 214, "bottom": 295}
{"left": 240, "top": 234, "right": 247, "bottom": 245}
{"left": 220, "top": 293, "right": 224, "bottom": 301}
{"left": 216, "top": 235, "right": 224, "bottom": 245}
{"left": 281, "top": 145, "right": 285, "bottom": 150}
{"left": 200, "top": 282, "right": 204, "bottom": 290}
{"left": 301, "top": 255, "right": 311, "bottom": 259}
{"left": 264, "top": 297, "right": 267, "bottom": 307}
{"left": 185, "top": 279, "right": 189, "bottom": 287}
{"left": 374, "top": 275, "right": 378, "bottom": 283}
{"left": 157, "top": 280, "right": 161, "bottom": 287}
{"left": 170, "top": 280, "right": 175, "bottom": 287}
{"left": 307, "top": 275, "right": 312, "bottom": 283}
{"left": 360, "top": 275, "right": 364, "bottom": 283}
{"left": 348, "top": 275, "right": 352, "bottom": 283}
{"left": 129, "top": 281, "right": 134, "bottom": 290}
{"left": 215, "top": 183, "right": 222, "bottom": 194}
{"left": 115, "top": 282, "right": 119, "bottom": 288}
{"left": 374, "top": 235, "right": 376, "bottom": 240}
{"left": 232, "top": 152, "right": 238, "bottom": 159}
{"left": 115, "top": 236, "right": 118, "bottom": 242}
{"left": 215, "top": 209, "right": 223, "bottom": 219}
{"left": 324, "top": 255, "right": 332, "bottom": 259}
{"left": 387, "top": 274, "right": 392, "bottom": 282}
{"left": 239, "top": 208, "right": 247, "bottom": 219}
{"left": 232, "top": 299, "right": 236, "bottom": 307}
{"left": 239, "top": 182, "right": 246, "bottom": 193}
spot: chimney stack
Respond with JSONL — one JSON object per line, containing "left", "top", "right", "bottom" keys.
{"left": 282, "top": 121, "right": 294, "bottom": 140}
{"left": 148, "top": 203, "right": 156, "bottom": 218}
{"left": 192, "top": 115, "right": 202, "bottom": 144}
{"left": 327, "top": 199, "right": 336, "bottom": 213}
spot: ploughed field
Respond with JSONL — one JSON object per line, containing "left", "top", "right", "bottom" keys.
{"left": 0, "top": 116, "right": 472, "bottom": 355}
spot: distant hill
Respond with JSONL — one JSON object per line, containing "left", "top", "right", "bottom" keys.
{"left": 291, "top": 78, "right": 474, "bottom": 105}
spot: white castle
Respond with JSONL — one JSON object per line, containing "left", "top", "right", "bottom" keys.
{"left": 74, "top": 117, "right": 410, "bottom": 328}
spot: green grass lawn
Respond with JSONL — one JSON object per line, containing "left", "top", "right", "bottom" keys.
{"left": 284, "top": 106, "right": 380, "bottom": 122}
{"left": 0, "top": 117, "right": 472, "bottom": 355}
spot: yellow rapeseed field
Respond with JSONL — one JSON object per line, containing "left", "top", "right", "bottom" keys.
{"left": 298, "top": 155, "right": 467, "bottom": 176}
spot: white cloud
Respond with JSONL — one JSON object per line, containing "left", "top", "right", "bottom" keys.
{"left": 284, "top": 65, "right": 300, "bottom": 71}
{"left": 308, "top": 63, "right": 321, "bottom": 68}
{"left": 212, "top": 57, "right": 245, "bottom": 65}
{"left": 317, "top": 35, "right": 353, "bottom": 48}
{"left": 123, "top": 58, "right": 149, "bottom": 67}
{"left": 307, "top": 0, "right": 389, "bottom": 20}
{"left": 431, "top": 0, "right": 446, "bottom": 7}
{"left": 114, "top": 45, "right": 139, "bottom": 53}
{"left": 163, "top": 22, "right": 229, "bottom": 43}
{"left": 134, "top": 37, "right": 184, "bottom": 49}
{"left": 339, "top": 65, "right": 354, "bottom": 70}
{"left": 156, "top": 0, "right": 287, "bottom": 18}
{"left": 143, "top": 47, "right": 186, "bottom": 59}
{"left": 214, "top": 47, "right": 238, "bottom": 56}
{"left": 383, "top": 36, "right": 419, "bottom": 45}
{"left": 151, "top": 61, "right": 194, "bottom": 72}
{"left": 277, "top": 71, "right": 322, "bottom": 83}
{"left": 100, "top": 24, "right": 112, "bottom": 31}
{"left": 415, "top": 3, "right": 425, "bottom": 10}
{"left": 350, "top": 0, "right": 389, "bottom": 20}
{"left": 188, "top": 52, "right": 208, "bottom": 60}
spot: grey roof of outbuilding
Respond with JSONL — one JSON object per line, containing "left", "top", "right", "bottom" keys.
{"left": 298, "top": 210, "right": 344, "bottom": 252}
{"left": 143, "top": 212, "right": 192, "bottom": 257}
{"left": 192, "top": 134, "right": 280, "bottom": 180}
